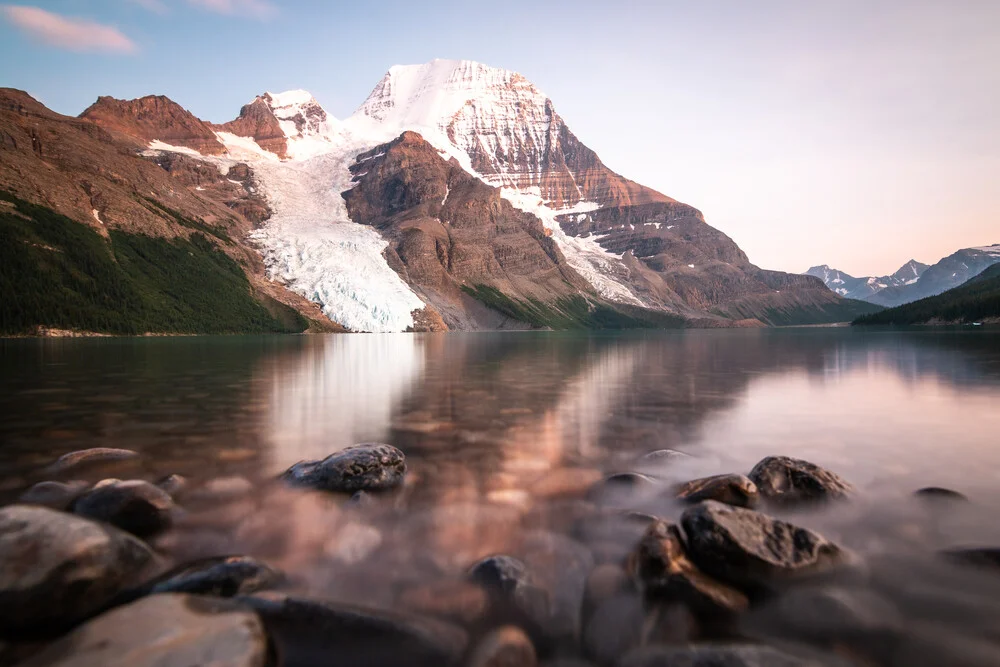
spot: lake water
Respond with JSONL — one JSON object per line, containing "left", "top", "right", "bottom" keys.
{"left": 3, "top": 327, "right": 1000, "bottom": 663}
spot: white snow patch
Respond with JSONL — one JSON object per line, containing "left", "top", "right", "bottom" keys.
{"left": 687, "top": 264, "right": 695, "bottom": 269}
{"left": 145, "top": 140, "right": 202, "bottom": 156}
{"left": 91, "top": 209, "right": 103, "bottom": 225}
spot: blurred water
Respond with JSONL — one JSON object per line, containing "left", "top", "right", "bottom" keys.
{"left": 6, "top": 329, "right": 1000, "bottom": 663}
{"left": 2, "top": 328, "right": 998, "bottom": 500}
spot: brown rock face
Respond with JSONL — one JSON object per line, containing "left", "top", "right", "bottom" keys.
{"left": 79, "top": 95, "right": 226, "bottom": 155}
{"left": 215, "top": 96, "right": 288, "bottom": 159}
{"left": 0, "top": 88, "right": 342, "bottom": 332}
{"left": 343, "top": 131, "right": 594, "bottom": 329}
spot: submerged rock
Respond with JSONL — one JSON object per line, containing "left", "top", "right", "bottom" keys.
{"left": 587, "top": 472, "right": 658, "bottom": 505}
{"left": 18, "top": 480, "right": 88, "bottom": 510}
{"left": 154, "top": 474, "right": 187, "bottom": 496}
{"left": 397, "top": 579, "right": 489, "bottom": 626}
{"left": 0, "top": 505, "right": 156, "bottom": 637}
{"left": 680, "top": 501, "right": 846, "bottom": 591}
{"left": 674, "top": 474, "right": 759, "bottom": 509}
{"left": 281, "top": 443, "right": 406, "bottom": 493}
{"left": 639, "top": 449, "right": 691, "bottom": 466}
{"left": 914, "top": 487, "right": 968, "bottom": 502}
{"left": 45, "top": 448, "right": 139, "bottom": 474}
{"left": 116, "top": 555, "right": 284, "bottom": 604}
{"left": 20, "top": 593, "right": 267, "bottom": 667}
{"left": 238, "top": 593, "right": 468, "bottom": 667}
{"left": 619, "top": 643, "right": 825, "bottom": 666}
{"left": 747, "top": 456, "right": 853, "bottom": 505}
{"left": 469, "top": 625, "right": 537, "bottom": 667}
{"left": 628, "top": 520, "right": 748, "bottom": 616}
{"left": 72, "top": 479, "right": 175, "bottom": 538}
{"left": 468, "top": 555, "right": 550, "bottom": 646}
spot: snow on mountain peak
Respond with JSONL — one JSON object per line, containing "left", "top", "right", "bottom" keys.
{"left": 259, "top": 89, "right": 339, "bottom": 160}
{"left": 351, "top": 59, "right": 537, "bottom": 130}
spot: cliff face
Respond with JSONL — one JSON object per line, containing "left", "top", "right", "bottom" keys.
{"left": 0, "top": 88, "right": 341, "bottom": 332}
{"left": 343, "top": 131, "right": 595, "bottom": 329}
{"left": 215, "top": 97, "right": 289, "bottom": 158}
{"left": 79, "top": 95, "right": 226, "bottom": 155}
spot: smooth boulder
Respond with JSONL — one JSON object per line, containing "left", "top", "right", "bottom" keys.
{"left": 747, "top": 456, "right": 853, "bottom": 505}
{"left": 20, "top": 593, "right": 267, "bottom": 667}
{"left": 0, "top": 505, "right": 157, "bottom": 637}
{"left": 469, "top": 625, "right": 538, "bottom": 667}
{"left": 238, "top": 593, "right": 468, "bottom": 667}
{"left": 72, "top": 479, "right": 175, "bottom": 538}
{"left": 282, "top": 443, "right": 406, "bottom": 493}
{"left": 680, "top": 501, "right": 845, "bottom": 591}
{"left": 674, "top": 474, "right": 759, "bottom": 508}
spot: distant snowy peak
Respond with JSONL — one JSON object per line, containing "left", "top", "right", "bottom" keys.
{"left": 352, "top": 59, "right": 539, "bottom": 129}
{"left": 263, "top": 89, "right": 339, "bottom": 140}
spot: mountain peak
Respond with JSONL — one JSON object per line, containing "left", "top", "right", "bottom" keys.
{"left": 79, "top": 94, "right": 225, "bottom": 155}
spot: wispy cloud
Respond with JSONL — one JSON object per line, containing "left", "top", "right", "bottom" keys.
{"left": 2, "top": 5, "right": 138, "bottom": 53}
{"left": 127, "top": 0, "right": 168, "bottom": 15}
{"left": 186, "top": 0, "right": 277, "bottom": 20}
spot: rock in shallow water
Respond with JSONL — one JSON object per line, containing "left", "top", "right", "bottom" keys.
{"left": 747, "top": 456, "right": 853, "bottom": 505}
{"left": 0, "top": 505, "right": 157, "bottom": 637}
{"left": 469, "top": 625, "right": 538, "bottom": 667}
{"left": 281, "top": 443, "right": 406, "bottom": 493}
{"left": 20, "top": 593, "right": 267, "bottom": 667}
{"left": 238, "top": 593, "right": 468, "bottom": 667}
{"left": 18, "top": 480, "right": 89, "bottom": 510}
{"left": 45, "top": 448, "right": 139, "bottom": 474}
{"left": 116, "top": 555, "right": 284, "bottom": 604}
{"left": 72, "top": 479, "right": 175, "bottom": 538}
{"left": 680, "top": 501, "right": 846, "bottom": 592}
{"left": 628, "top": 519, "right": 749, "bottom": 616}
{"left": 675, "top": 474, "right": 759, "bottom": 509}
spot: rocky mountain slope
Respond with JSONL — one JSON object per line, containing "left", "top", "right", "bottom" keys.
{"left": 854, "top": 263, "right": 1000, "bottom": 326}
{"left": 2, "top": 59, "right": 881, "bottom": 333}
{"left": 810, "top": 246, "right": 1000, "bottom": 308}
{"left": 0, "top": 88, "right": 340, "bottom": 335}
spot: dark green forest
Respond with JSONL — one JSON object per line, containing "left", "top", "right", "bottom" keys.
{"left": 0, "top": 191, "right": 307, "bottom": 335}
{"left": 853, "top": 263, "right": 1000, "bottom": 325}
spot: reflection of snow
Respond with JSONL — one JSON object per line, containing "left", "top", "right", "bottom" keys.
{"left": 259, "top": 335, "right": 424, "bottom": 471}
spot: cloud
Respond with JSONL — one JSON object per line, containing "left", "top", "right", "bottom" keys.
{"left": 186, "top": 0, "right": 277, "bottom": 19}
{"left": 127, "top": 0, "right": 168, "bottom": 14}
{"left": 2, "top": 5, "right": 137, "bottom": 53}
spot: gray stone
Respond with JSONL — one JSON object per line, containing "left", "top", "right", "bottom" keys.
{"left": 747, "top": 456, "right": 853, "bottom": 505}
{"left": 45, "top": 448, "right": 139, "bottom": 474}
{"left": 238, "top": 593, "right": 468, "bottom": 667}
{"left": 588, "top": 472, "right": 659, "bottom": 505}
{"left": 20, "top": 593, "right": 267, "bottom": 667}
{"left": 18, "top": 480, "right": 88, "bottom": 510}
{"left": 619, "top": 644, "right": 826, "bottom": 667}
{"left": 281, "top": 443, "right": 406, "bottom": 493}
{"left": 0, "top": 505, "right": 157, "bottom": 637}
{"left": 675, "top": 474, "right": 759, "bottom": 509}
{"left": 681, "top": 501, "right": 845, "bottom": 591}
{"left": 914, "top": 487, "right": 968, "bottom": 502}
{"left": 73, "top": 479, "right": 174, "bottom": 538}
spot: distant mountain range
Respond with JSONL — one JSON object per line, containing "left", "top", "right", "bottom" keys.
{"left": 854, "top": 263, "right": 1000, "bottom": 326}
{"left": 807, "top": 245, "right": 1000, "bottom": 308}
{"left": 2, "top": 59, "right": 879, "bottom": 335}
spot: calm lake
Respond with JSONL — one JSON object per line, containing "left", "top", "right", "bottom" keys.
{"left": 4, "top": 328, "right": 1000, "bottom": 664}
{"left": 3, "top": 328, "right": 999, "bottom": 498}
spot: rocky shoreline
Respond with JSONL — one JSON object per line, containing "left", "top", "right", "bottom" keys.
{"left": 0, "top": 445, "right": 995, "bottom": 666}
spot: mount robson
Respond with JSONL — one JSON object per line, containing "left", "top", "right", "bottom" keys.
{"left": 0, "top": 59, "right": 880, "bottom": 335}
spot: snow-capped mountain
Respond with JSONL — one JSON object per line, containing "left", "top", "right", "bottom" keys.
{"left": 806, "top": 259, "right": 930, "bottom": 301}
{"left": 1, "top": 59, "right": 879, "bottom": 334}
{"left": 809, "top": 247, "right": 1000, "bottom": 307}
